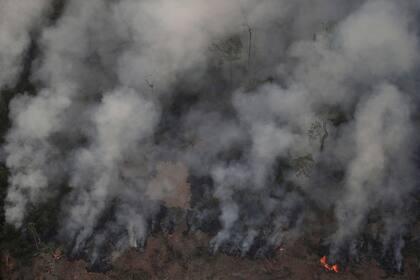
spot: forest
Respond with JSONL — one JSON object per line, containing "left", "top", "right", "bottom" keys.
{"left": 1, "top": 0, "right": 420, "bottom": 279}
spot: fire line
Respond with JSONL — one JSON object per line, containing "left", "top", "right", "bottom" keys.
{"left": 320, "top": 256, "right": 339, "bottom": 273}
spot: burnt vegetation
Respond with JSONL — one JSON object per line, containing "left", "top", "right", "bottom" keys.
{"left": 1, "top": 1, "right": 420, "bottom": 279}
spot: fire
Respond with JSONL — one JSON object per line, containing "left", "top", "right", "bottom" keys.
{"left": 320, "top": 256, "right": 339, "bottom": 273}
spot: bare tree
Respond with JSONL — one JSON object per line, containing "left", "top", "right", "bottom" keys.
{"left": 27, "top": 222, "right": 41, "bottom": 250}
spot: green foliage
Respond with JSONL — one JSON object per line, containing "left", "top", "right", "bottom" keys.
{"left": 24, "top": 184, "right": 71, "bottom": 240}
{"left": 291, "top": 154, "right": 314, "bottom": 178}
{"left": 308, "top": 120, "right": 323, "bottom": 140}
{"left": 27, "top": 222, "right": 42, "bottom": 250}
{"left": 210, "top": 35, "right": 243, "bottom": 62}
{"left": 308, "top": 106, "right": 347, "bottom": 152}
{"left": 0, "top": 187, "right": 69, "bottom": 265}
{"left": 308, "top": 119, "right": 329, "bottom": 151}
{"left": 0, "top": 91, "right": 12, "bottom": 256}
{"left": 1, "top": 224, "right": 35, "bottom": 264}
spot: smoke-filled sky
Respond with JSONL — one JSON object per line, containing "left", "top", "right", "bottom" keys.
{"left": 2, "top": 0, "right": 420, "bottom": 270}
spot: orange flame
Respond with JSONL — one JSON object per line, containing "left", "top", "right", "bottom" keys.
{"left": 320, "top": 256, "right": 339, "bottom": 273}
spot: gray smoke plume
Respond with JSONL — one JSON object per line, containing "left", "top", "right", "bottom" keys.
{"left": 2, "top": 0, "right": 420, "bottom": 271}
{"left": 330, "top": 84, "right": 416, "bottom": 269}
{"left": 0, "top": 0, "right": 51, "bottom": 88}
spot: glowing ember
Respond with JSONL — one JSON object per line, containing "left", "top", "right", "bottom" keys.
{"left": 320, "top": 256, "right": 339, "bottom": 273}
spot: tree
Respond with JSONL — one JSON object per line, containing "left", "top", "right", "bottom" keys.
{"left": 292, "top": 154, "right": 314, "bottom": 178}
{"left": 308, "top": 119, "right": 328, "bottom": 152}
{"left": 210, "top": 35, "right": 243, "bottom": 85}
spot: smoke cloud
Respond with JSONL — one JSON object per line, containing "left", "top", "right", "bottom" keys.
{"left": 0, "top": 0, "right": 51, "bottom": 88}
{"left": 2, "top": 0, "right": 420, "bottom": 271}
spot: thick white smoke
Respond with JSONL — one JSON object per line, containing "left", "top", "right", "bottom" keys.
{"left": 5, "top": 88, "right": 71, "bottom": 226}
{"left": 1, "top": 0, "right": 420, "bottom": 271}
{"left": 330, "top": 84, "right": 415, "bottom": 269}
{"left": 0, "top": 0, "right": 51, "bottom": 88}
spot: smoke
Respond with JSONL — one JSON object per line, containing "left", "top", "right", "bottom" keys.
{"left": 5, "top": 88, "right": 71, "bottom": 226}
{"left": 2, "top": 0, "right": 420, "bottom": 271}
{"left": 0, "top": 0, "right": 51, "bottom": 88}
{"left": 62, "top": 87, "right": 159, "bottom": 256}
{"left": 330, "top": 84, "right": 416, "bottom": 268}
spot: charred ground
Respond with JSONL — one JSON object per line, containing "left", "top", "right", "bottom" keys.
{"left": 2, "top": 1, "right": 420, "bottom": 279}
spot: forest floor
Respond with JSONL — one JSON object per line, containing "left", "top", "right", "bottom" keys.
{"left": 2, "top": 221, "right": 420, "bottom": 280}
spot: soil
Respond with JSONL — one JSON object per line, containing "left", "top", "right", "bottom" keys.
{"left": 2, "top": 227, "right": 419, "bottom": 280}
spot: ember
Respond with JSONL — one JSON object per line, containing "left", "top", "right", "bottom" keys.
{"left": 320, "top": 256, "right": 339, "bottom": 273}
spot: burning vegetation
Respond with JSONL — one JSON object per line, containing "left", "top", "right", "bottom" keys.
{"left": 320, "top": 256, "right": 339, "bottom": 273}
{"left": 1, "top": 0, "right": 420, "bottom": 279}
